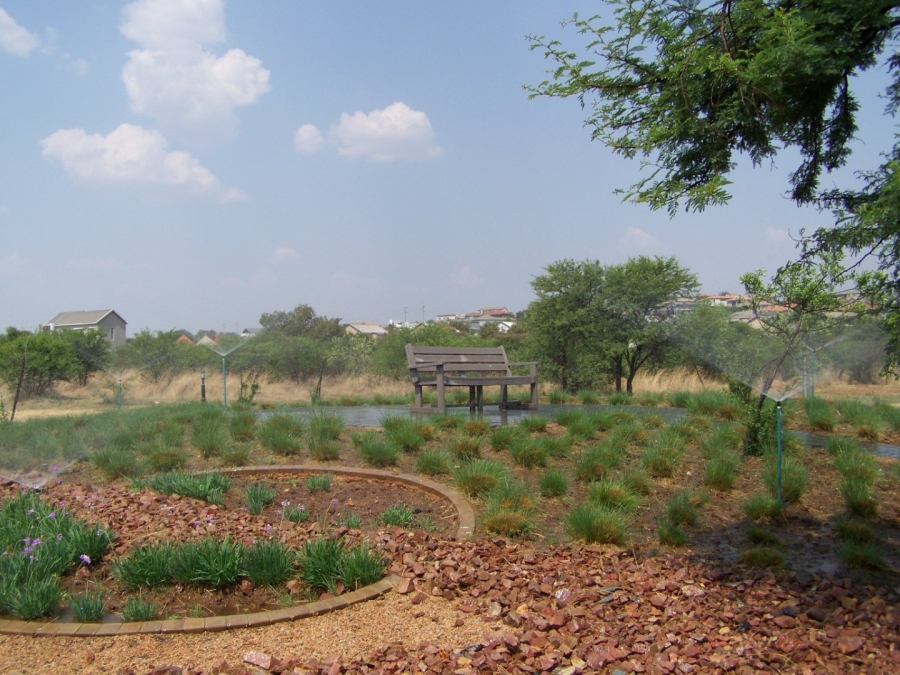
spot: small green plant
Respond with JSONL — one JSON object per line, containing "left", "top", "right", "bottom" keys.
{"left": 509, "top": 439, "right": 548, "bottom": 468}
{"left": 453, "top": 459, "right": 510, "bottom": 497}
{"left": 840, "top": 541, "right": 886, "bottom": 571}
{"left": 8, "top": 578, "right": 61, "bottom": 620}
{"left": 833, "top": 448, "right": 877, "bottom": 483}
{"left": 144, "top": 471, "right": 232, "bottom": 504}
{"left": 641, "top": 444, "right": 678, "bottom": 478}
{"left": 607, "top": 391, "right": 632, "bottom": 406}
{"left": 229, "top": 412, "right": 257, "bottom": 442}
{"left": 257, "top": 414, "right": 304, "bottom": 456}
{"left": 539, "top": 469, "right": 569, "bottom": 498}
{"left": 743, "top": 493, "right": 783, "bottom": 520}
{"left": 113, "top": 542, "right": 177, "bottom": 589}
{"left": 357, "top": 433, "right": 400, "bottom": 467}
{"left": 703, "top": 451, "right": 740, "bottom": 491}
{"left": 68, "top": 590, "right": 105, "bottom": 622}
{"left": 450, "top": 434, "right": 482, "bottom": 461}
{"left": 343, "top": 512, "right": 362, "bottom": 528}
{"left": 519, "top": 415, "right": 549, "bottom": 433}
{"left": 539, "top": 435, "right": 571, "bottom": 458}
{"left": 309, "top": 411, "right": 345, "bottom": 441}
{"left": 308, "top": 437, "right": 341, "bottom": 461}
{"left": 415, "top": 449, "right": 451, "bottom": 476}
{"left": 430, "top": 413, "right": 463, "bottom": 430}
{"left": 840, "top": 476, "right": 878, "bottom": 518}
{"left": 587, "top": 478, "right": 641, "bottom": 511}
{"left": 574, "top": 443, "right": 619, "bottom": 482}
{"left": 566, "top": 416, "right": 598, "bottom": 441}
{"left": 636, "top": 392, "right": 664, "bottom": 407}
{"left": 243, "top": 539, "right": 294, "bottom": 585}
{"left": 299, "top": 536, "right": 345, "bottom": 595}
{"left": 339, "top": 543, "right": 386, "bottom": 590}
{"left": 284, "top": 504, "right": 310, "bottom": 523}
{"left": 246, "top": 483, "right": 276, "bottom": 515}
{"left": 172, "top": 536, "right": 244, "bottom": 588}
{"left": 657, "top": 519, "right": 689, "bottom": 546}
{"left": 306, "top": 474, "right": 333, "bottom": 492}
{"left": 565, "top": 504, "right": 629, "bottom": 545}
{"left": 665, "top": 490, "right": 702, "bottom": 527}
{"left": 740, "top": 546, "right": 783, "bottom": 568}
{"left": 386, "top": 423, "right": 425, "bottom": 453}
{"left": 747, "top": 526, "right": 782, "bottom": 547}
{"left": 548, "top": 389, "right": 569, "bottom": 404}
{"left": 145, "top": 447, "right": 189, "bottom": 472}
{"left": 763, "top": 456, "right": 808, "bottom": 504}
{"left": 122, "top": 595, "right": 157, "bottom": 622}
{"left": 576, "top": 389, "right": 602, "bottom": 405}
{"left": 380, "top": 503, "right": 415, "bottom": 527}
{"left": 554, "top": 409, "right": 584, "bottom": 427}
{"left": 666, "top": 391, "right": 692, "bottom": 408}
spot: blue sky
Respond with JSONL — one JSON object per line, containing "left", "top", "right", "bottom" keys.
{"left": 1, "top": 1, "right": 895, "bottom": 335}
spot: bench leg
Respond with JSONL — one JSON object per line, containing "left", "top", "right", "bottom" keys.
{"left": 468, "top": 386, "right": 476, "bottom": 411}
{"left": 414, "top": 384, "right": 423, "bottom": 409}
{"left": 436, "top": 377, "right": 446, "bottom": 414}
{"left": 476, "top": 386, "right": 484, "bottom": 412}
{"left": 530, "top": 381, "right": 538, "bottom": 410}
{"left": 500, "top": 385, "right": 508, "bottom": 410}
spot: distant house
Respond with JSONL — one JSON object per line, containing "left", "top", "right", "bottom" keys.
{"left": 345, "top": 322, "right": 388, "bottom": 338}
{"left": 197, "top": 335, "right": 218, "bottom": 348}
{"left": 175, "top": 334, "right": 194, "bottom": 346}
{"left": 240, "top": 328, "right": 261, "bottom": 338}
{"left": 41, "top": 309, "right": 127, "bottom": 348}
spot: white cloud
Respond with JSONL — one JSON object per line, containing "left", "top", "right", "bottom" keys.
{"left": 296, "top": 102, "right": 444, "bottom": 162}
{"left": 618, "top": 226, "right": 667, "bottom": 252}
{"left": 272, "top": 247, "right": 299, "bottom": 262}
{"left": 40, "top": 123, "right": 245, "bottom": 202}
{"left": 446, "top": 264, "right": 482, "bottom": 287}
{"left": 0, "top": 252, "right": 29, "bottom": 277}
{"left": 294, "top": 124, "right": 326, "bottom": 155}
{"left": 0, "top": 8, "right": 39, "bottom": 57}
{"left": 120, "top": 0, "right": 270, "bottom": 134}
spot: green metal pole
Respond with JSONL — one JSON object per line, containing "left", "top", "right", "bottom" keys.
{"left": 776, "top": 401, "right": 783, "bottom": 504}
{"left": 117, "top": 379, "right": 122, "bottom": 408}
{"left": 222, "top": 356, "right": 227, "bottom": 410}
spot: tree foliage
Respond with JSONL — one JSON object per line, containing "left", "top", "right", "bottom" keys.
{"left": 259, "top": 304, "right": 343, "bottom": 341}
{"left": 528, "top": 0, "right": 900, "bottom": 366}
{"left": 0, "top": 331, "right": 81, "bottom": 398}
{"left": 526, "top": 256, "right": 698, "bottom": 392}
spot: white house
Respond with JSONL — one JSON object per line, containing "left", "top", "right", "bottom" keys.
{"left": 41, "top": 309, "right": 127, "bottom": 348}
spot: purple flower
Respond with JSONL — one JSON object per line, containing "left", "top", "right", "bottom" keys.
{"left": 281, "top": 500, "right": 290, "bottom": 507}
{"left": 52, "top": 465, "right": 59, "bottom": 473}
{"left": 56, "top": 534, "right": 63, "bottom": 541}
{"left": 331, "top": 498, "right": 339, "bottom": 505}
{"left": 274, "top": 510, "right": 282, "bottom": 517}
{"left": 264, "top": 523, "right": 272, "bottom": 532}
{"left": 48, "top": 512, "right": 56, "bottom": 519}
{"left": 79, "top": 554, "right": 91, "bottom": 565}
{"left": 26, "top": 509, "right": 35, "bottom": 516}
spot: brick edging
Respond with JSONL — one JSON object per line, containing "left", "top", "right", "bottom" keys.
{"left": 0, "top": 466, "right": 475, "bottom": 637}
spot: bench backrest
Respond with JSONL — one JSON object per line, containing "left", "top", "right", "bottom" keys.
{"left": 405, "top": 344, "right": 512, "bottom": 375}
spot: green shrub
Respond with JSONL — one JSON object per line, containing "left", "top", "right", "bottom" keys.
{"left": 587, "top": 478, "right": 641, "bottom": 511}
{"left": 339, "top": 543, "right": 386, "bottom": 590}
{"left": 743, "top": 493, "right": 783, "bottom": 520}
{"left": 299, "top": 536, "right": 345, "bottom": 595}
{"left": 309, "top": 411, "right": 345, "bottom": 441}
{"left": 357, "top": 433, "right": 400, "bottom": 467}
{"left": 246, "top": 483, "right": 275, "bottom": 516}
{"left": 192, "top": 420, "right": 227, "bottom": 458}
{"left": 121, "top": 595, "right": 157, "bottom": 622}
{"left": 69, "top": 591, "right": 105, "bottom": 622}
{"left": 257, "top": 414, "right": 304, "bottom": 456}
{"left": 826, "top": 436, "right": 860, "bottom": 456}
{"left": 380, "top": 503, "right": 415, "bottom": 527}
{"left": 554, "top": 409, "right": 584, "bottom": 427}
{"left": 763, "top": 456, "right": 808, "bottom": 504}
{"left": 449, "top": 434, "right": 482, "bottom": 461}
{"left": 243, "top": 539, "right": 294, "bottom": 585}
{"left": 308, "top": 437, "right": 341, "bottom": 461}
{"left": 172, "top": 536, "right": 244, "bottom": 588}
{"left": 740, "top": 546, "right": 783, "bottom": 568}
{"left": 565, "top": 504, "right": 628, "bottom": 545}
{"left": 509, "top": 439, "right": 548, "bottom": 468}
{"left": 229, "top": 412, "right": 256, "bottom": 442}
{"left": 306, "top": 474, "right": 333, "bottom": 492}
{"left": 453, "top": 459, "right": 510, "bottom": 497}
{"left": 666, "top": 391, "right": 692, "bottom": 408}
{"left": 415, "top": 450, "right": 451, "bottom": 476}
{"left": 519, "top": 415, "right": 549, "bottom": 433}
{"left": 539, "top": 469, "right": 569, "bottom": 498}
{"left": 113, "top": 542, "right": 177, "bottom": 589}
{"left": 840, "top": 476, "right": 878, "bottom": 518}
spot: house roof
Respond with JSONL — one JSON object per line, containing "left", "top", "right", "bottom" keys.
{"left": 44, "top": 310, "right": 126, "bottom": 326}
{"left": 346, "top": 322, "right": 388, "bottom": 335}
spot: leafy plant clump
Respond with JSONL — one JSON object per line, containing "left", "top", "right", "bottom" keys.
{"left": 246, "top": 482, "right": 276, "bottom": 515}
{"left": 380, "top": 503, "right": 415, "bottom": 527}
{"left": 142, "top": 471, "right": 232, "bottom": 505}
{"left": 306, "top": 474, "right": 333, "bottom": 492}
{"left": 243, "top": 539, "right": 294, "bottom": 585}
{"left": 68, "top": 590, "right": 106, "bottom": 622}
{"left": 122, "top": 595, "right": 158, "bottom": 622}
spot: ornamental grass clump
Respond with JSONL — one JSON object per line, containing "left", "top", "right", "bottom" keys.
{"left": 607, "top": 392, "right": 632, "bottom": 406}
{"left": 453, "top": 459, "right": 510, "bottom": 498}
{"left": 554, "top": 409, "right": 584, "bottom": 428}
{"left": 299, "top": 536, "right": 345, "bottom": 595}
{"left": 430, "top": 413, "right": 463, "bottom": 430}
{"left": 489, "top": 425, "right": 524, "bottom": 451}
{"left": 143, "top": 471, "right": 231, "bottom": 504}
{"left": 122, "top": 595, "right": 157, "bottom": 622}
{"left": 355, "top": 432, "right": 400, "bottom": 468}
{"left": 92, "top": 446, "right": 142, "bottom": 479}
{"left": 540, "top": 435, "right": 571, "bottom": 459}
{"left": 339, "top": 544, "right": 387, "bottom": 590}
{"left": 113, "top": 542, "right": 176, "bottom": 589}
{"left": 308, "top": 436, "right": 341, "bottom": 461}
{"left": 763, "top": 456, "right": 808, "bottom": 504}
{"left": 840, "top": 541, "right": 887, "bottom": 571}
{"left": 386, "top": 423, "right": 425, "bottom": 453}
{"left": 509, "top": 438, "right": 548, "bottom": 468}
{"left": 566, "top": 416, "right": 598, "bottom": 441}
{"left": 565, "top": 504, "right": 628, "bottom": 545}
{"left": 746, "top": 526, "right": 782, "bottom": 547}
{"left": 284, "top": 504, "right": 310, "bottom": 523}
{"left": 243, "top": 539, "right": 294, "bottom": 585}
{"left": 743, "top": 493, "right": 783, "bottom": 521}
{"left": 840, "top": 476, "right": 878, "bottom": 518}
{"left": 191, "top": 418, "right": 227, "bottom": 458}
{"left": 803, "top": 397, "right": 837, "bottom": 432}
{"left": 257, "top": 414, "right": 304, "bottom": 456}
{"left": 657, "top": 519, "right": 689, "bottom": 546}
{"left": 740, "top": 546, "right": 784, "bottom": 568}
{"left": 229, "top": 412, "right": 256, "bottom": 442}
{"left": 463, "top": 419, "right": 490, "bottom": 437}
{"left": 415, "top": 449, "right": 451, "bottom": 476}
{"left": 68, "top": 590, "right": 105, "bottom": 622}
{"left": 664, "top": 490, "right": 703, "bottom": 527}
{"left": 576, "top": 389, "right": 602, "bottom": 404}
{"left": 518, "top": 415, "right": 549, "bottom": 433}
{"left": 245, "top": 483, "right": 276, "bottom": 515}
{"left": 703, "top": 450, "right": 740, "bottom": 491}
{"left": 450, "top": 434, "right": 482, "bottom": 461}
{"left": 622, "top": 469, "right": 653, "bottom": 496}
{"left": 587, "top": 478, "right": 641, "bottom": 511}
{"left": 575, "top": 442, "right": 621, "bottom": 482}
{"left": 539, "top": 469, "right": 569, "bottom": 498}
{"left": 380, "top": 503, "right": 415, "bottom": 527}
{"left": 833, "top": 447, "right": 877, "bottom": 484}
{"left": 306, "top": 473, "right": 333, "bottom": 492}
{"left": 309, "top": 411, "right": 345, "bottom": 441}
{"left": 172, "top": 536, "right": 244, "bottom": 588}
{"left": 547, "top": 389, "right": 569, "bottom": 404}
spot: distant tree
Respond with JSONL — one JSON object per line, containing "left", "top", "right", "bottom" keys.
{"left": 60, "top": 329, "right": 110, "bottom": 386}
{"left": 259, "top": 304, "right": 343, "bottom": 341}
{"left": 117, "top": 329, "right": 210, "bottom": 382}
{"left": 0, "top": 331, "right": 80, "bottom": 398}
{"left": 526, "top": 256, "right": 697, "bottom": 392}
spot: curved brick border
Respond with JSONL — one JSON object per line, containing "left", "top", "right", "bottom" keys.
{"left": 0, "top": 465, "right": 475, "bottom": 637}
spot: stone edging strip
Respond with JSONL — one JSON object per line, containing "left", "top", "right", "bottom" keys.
{"left": 0, "top": 465, "right": 475, "bottom": 637}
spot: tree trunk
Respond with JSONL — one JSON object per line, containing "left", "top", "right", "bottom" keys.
{"left": 612, "top": 357, "right": 623, "bottom": 392}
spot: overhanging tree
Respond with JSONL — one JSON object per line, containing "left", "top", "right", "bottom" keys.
{"left": 528, "top": 0, "right": 900, "bottom": 365}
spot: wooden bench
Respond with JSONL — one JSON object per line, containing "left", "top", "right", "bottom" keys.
{"left": 406, "top": 344, "right": 538, "bottom": 413}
